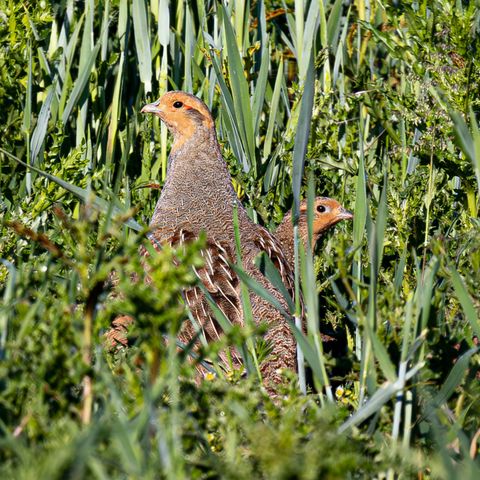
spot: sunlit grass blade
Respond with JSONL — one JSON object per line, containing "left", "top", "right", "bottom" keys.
{"left": 299, "top": 242, "right": 334, "bottom": 401}
{"left": 449, "top": 108, "right": 480, "bottom": 195}
{"left": 30, "top": 86, "right": 54, "bottom": 168}
{"left": 132, "top": 0, "right": 153, "bottom": 94}
{"left": 263, "top": 57, "right": 283, "bottom": 160}
{"left": 293, "top": 0, "right": 303, "bottom": 63}
{"left": 338, "top": 361, "right": 424, "bottom": 434}
{"left": 233, "top": 0, "right": 247, "bottom": 52}
{"left": 0, "top": 260, "right": 16, "bottom": 360}
{"left": 299, "top": 0, "right": 319, "bottom": 81}
{"left": 374, "top": 179, "right": 388, "bottom": 276}
{"left": 219, "top": 3, "right": 256, "bottom": 175}
{"left": 394, "top": 247, "right": 408, "bottom": 292}
{"left": 61, "top": 41, "right": 102, "bottom": 124}
{"left": 157, "top": 0, "right": 170, "bottom": 47}
{"left": 118, "top": 0, "right": 129, "bottom": 46}
{"left": 327, "top": 0, "right": 345, "bottom": 48}
{"left": 61, "top": 15, "right": 85, "bottom": 79}
{"left": 232, "top": 206, "right": 261, "bottom": 378}
{"left": 208, "top": 54, "right": 246, "bottom": 171}
{"left": 352, "top": 151, "right": 367, "bottom": 250}
{"left": 289, "top": 55, "right": 315, "bottom": 394}
{"left": 105, "top": 51, "right": 125, "bottom": 183}
{"left": 22, "top": 45, "right": 33, "bottom": 136}
{"left": 291, "top": 56, "right": 315, "bottom": 221}
{"left": 76, "top": 0, "right": 94, "bottom": 145}
{"left": 363, "top": 318, "right": 397, "bottom": 383}
{"left": 197, "top": 282, "right": 253, "bottom": 375}
{"left": 285, "top": 317, "right": 331, "bottom": 394}
{"left": 418, "top": 257, "right": 440, "bottom": 336}
{"left": 251, "top": 42, "right": 269, "bottom": 137}
{"left": 23, "top": 45, "right": 33, "bottom": 195}
{"left": 184, "top": 7, "right": 193, "bottom": 92}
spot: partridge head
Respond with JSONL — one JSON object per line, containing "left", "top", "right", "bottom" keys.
{"left": 275, "top": 197, "right": 353, "bottom": 266}
{"left": 141, "top": 92, "right": 215, "bottom": 153}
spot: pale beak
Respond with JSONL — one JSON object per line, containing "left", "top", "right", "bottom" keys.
{"left": 141, "top": 100, "right": 162, "bottom": 114}
{"left": 338, "top": 208, "right": 353, "bottom": 220}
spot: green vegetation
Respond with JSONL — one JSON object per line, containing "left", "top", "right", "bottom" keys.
{"left": 1, "top": 0, "right": 480, "bottom": 477}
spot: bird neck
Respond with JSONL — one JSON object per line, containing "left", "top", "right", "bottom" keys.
{"left": 168, "top": 127, "right": 234, "bottom": 193}
{"left": 275, "top": 218, "right": 318, "bottom": 267}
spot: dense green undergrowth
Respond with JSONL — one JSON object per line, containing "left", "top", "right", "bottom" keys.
{"left": 1, "top": 0, "right": 480, "bottom": 478}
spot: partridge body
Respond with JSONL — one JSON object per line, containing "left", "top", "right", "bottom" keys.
{"left": 141, "top": 91, "right": 296, "bottom": 386}
{"left": 275, "top": 197, "right": 353, "bottom": 267}
{"left": 105, "top": 198, "right": 352, "bottom": 350}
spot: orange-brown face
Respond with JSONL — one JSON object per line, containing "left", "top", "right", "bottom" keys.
{"left": 299, "top": 197, "right": 353, "bottom": 235}
{"left": 141, "top": 91, "right": 214, "bottom": 150}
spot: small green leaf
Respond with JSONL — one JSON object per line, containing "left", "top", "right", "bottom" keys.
{"left": 450, "top": 267, "right": 480, "bottom": 339}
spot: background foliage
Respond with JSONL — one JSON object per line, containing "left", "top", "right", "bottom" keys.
{"left": 1, "top": 0, "right": 480, "bottom": 477}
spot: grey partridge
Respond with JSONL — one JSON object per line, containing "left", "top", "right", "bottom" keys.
{"left": 274, "top": 197, "right": 353, "bottom": 267}
{"left": 141, "top": 91, "right": 296, "bottom": 389}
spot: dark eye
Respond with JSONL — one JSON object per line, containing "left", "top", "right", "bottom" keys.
{"left": 316, "top": 204, "right": 326, "bottom": 213}
{"left": 173, "top": 101, "right": 183, "bottom": 108}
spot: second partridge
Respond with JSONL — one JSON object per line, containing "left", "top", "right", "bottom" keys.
{"left": 275, "top": 197, "right": 353, "bottom": 267}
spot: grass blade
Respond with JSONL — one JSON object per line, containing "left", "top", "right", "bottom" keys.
{"left": 291, "top": 56, "right": 315, "bottom": 221}
{"left": 132, "top": 0, "right": 153, "bottom": 94}
{"left": 263, "top": 57, "right": 283, "bottom": 159}
{"left": 220, "top": 3, "right": 256, "bottom": 175}
{"left": 339, "top": 362, "right": 424, "bottom": 434}
{"left": 254, "top": 252, "right": 295, "bottom": 314}
{"left": 30, "top": 86, "right": 54, "bottom": 167}
{"left": 449, "top": 266, "right": 480, "bottom": 339}
{"left": 62, "top": 41, "right": 102, "bottom": 124}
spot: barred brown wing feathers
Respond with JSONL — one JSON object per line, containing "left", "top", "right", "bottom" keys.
{"left": 152, "top": 229, "right": 242, "bottom": 344}
{"left": 155, "top": 230, "right": 245, "bottom": 369}
{"left": 252, "top": 226, "right": 296, "bottom": 300}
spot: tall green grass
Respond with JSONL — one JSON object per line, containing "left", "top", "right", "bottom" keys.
{"left": 1, "top": 0, "right": 480, "bottom": 477}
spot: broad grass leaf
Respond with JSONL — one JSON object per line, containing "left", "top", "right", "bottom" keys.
{"left": 30, "top": 86, "right": 54, "bottom": 167}
{"left": 132, "top": 0, "right": 152, "bottom": 94}
{"left": 292, "top": 55, "right": 315, "bottom": 221}
{"left": 327, "top": 0, "right": 345, "bottom": 48}
{"left": 220, "top": 3, "right": 256, "bottom": 174}
{"left": 353, "top": 154, "right": 367, "bottom": 248}
{"left": 263, "top": 58, "right": 283, "bottom": 159}
{"left": 62, "top": 41, "right": 102, "bottom": 124}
